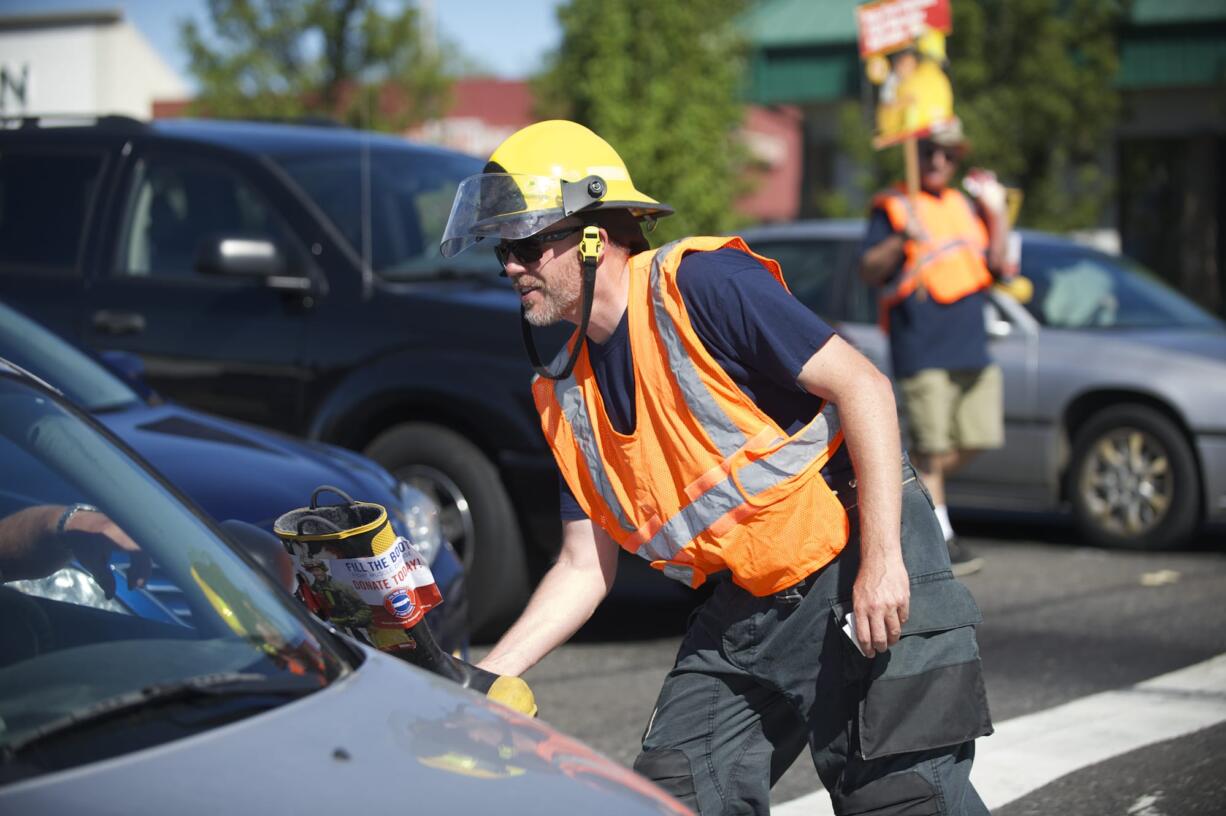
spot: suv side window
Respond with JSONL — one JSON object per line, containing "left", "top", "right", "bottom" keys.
{"left": 844, "top": 243, "right": 879, "bottom": 326}
{"left": 752, "top": 238, "right": 860, "bottom": 323}
{"left": 273, "top": 149, "right": 499, "bottom": 279}
{"left": 116, "top": 154, "right": 299, "bottom": 280}
{"left": 0, "top": 149, "right": 105, "bottom": 275}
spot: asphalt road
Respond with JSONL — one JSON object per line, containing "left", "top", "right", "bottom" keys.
{"left": 476, "top": 520, "right": 1226, "bottom": 814}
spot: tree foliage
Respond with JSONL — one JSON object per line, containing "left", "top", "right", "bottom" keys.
{"left": 534, "top": 0, "right": 750, "bottom": 244}
{"left": 833, "top": 0, "right": 1121, "bottom": 231}
{"left": 181, "top": 0, "right": 451, "bottom": 131}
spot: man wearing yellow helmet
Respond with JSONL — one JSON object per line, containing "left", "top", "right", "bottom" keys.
{"left": 441, "top": 120, "right": 991, "bottom": 815}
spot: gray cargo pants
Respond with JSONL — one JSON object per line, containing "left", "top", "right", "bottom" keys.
{"left": 633, "top": 458, "right": 993, "bottom": 815}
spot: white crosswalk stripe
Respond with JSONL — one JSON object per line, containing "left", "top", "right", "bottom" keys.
{"left": 775, "top": 653, "right": 1226, "bottom": 815}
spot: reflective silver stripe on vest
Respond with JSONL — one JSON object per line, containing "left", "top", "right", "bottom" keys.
{"left": 555, "top": 240, "right": 843, "bottom": 582}
{"left": 880, "top": 237, "right": 979, "bottom": 301}
{"left": 739, "top": 402, "right": 841, "bottom": 496}
{"left": 635, "top": 473, "right": 744, "bottom": 562}
{"left": 661, "top": 564, "right": 696, "bottom": 586}
{"left": 649, "top": 241, "right": 747, "bottom": 460}
{"left": 554, "top": 371, "right": 638, "bottom": 535}
{"left": 634, "top": 402, "right": 840, "bottom": 561}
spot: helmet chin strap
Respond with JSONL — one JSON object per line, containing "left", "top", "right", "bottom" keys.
{"left": 521, "top": 225, "right": 602, "bottom": 381}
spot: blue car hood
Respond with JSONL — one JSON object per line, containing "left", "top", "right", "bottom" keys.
{"left": 96, "top": 402, "right": 395, "bottom": 528}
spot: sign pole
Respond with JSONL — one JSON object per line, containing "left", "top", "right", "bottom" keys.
{"left": 904, "top": 136, "right": 919, "bottom": 198}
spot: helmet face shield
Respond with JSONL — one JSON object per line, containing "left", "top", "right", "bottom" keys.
{"left": 440, "top": 173, "right": 570, "bottom": 258}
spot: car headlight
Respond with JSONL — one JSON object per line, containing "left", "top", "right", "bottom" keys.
{"left": 396, "top": 481, "right": 444, "bottom": 565}
{"left": 8, "top": 566, "right": 129, "bottom": 612}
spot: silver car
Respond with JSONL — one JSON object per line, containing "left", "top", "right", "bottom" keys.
{"left": 740, "top": 221, "right": 1226, "bottom": 549}
{"left": 0, "top": 359, "right": 688, "bottom": 815}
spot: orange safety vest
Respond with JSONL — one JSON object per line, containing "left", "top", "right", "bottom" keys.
{"left": 532, "top": 236, "right": 849, "bottom": 596}
{"left": 873, "top": 185, "right": 992, "bottom": 329}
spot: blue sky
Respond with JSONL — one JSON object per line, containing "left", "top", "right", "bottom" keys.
{"left": 0, "top": 0, "right": 563, "bottom": 82}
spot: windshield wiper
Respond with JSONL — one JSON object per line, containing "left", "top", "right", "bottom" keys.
{"left": 1, "top": 671, "right": 320, "bottom": 761}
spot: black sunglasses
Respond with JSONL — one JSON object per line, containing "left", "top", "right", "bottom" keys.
{"left": 919, "top": 142, "right": 959, "bottom": 162}
{"left": 495, "top": 224, "right": 585, "bottom": 266}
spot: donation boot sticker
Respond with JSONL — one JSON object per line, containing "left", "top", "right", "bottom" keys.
{"left": 294, "top": 537, "right": 442, "bottom": 652}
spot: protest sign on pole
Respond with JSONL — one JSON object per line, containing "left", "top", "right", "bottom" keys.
{"left": 856, "top": 0, "right": 954, "bottom": 195}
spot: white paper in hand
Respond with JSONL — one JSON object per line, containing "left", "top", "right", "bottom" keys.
{"left": 842, "top": 612, "right": 869, "bottom": 657}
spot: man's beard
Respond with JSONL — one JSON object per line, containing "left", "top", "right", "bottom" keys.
{"left": 522, "top": 273, "right": 582, "bottom": 327}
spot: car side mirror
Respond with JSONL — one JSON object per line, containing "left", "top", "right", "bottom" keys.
{"left": 98, "top": 349, "right": 146, "bottom": 383}
{"left": 219, "top": 519, "right": 297, "bottom": 594}
{"left": 195, "top": 236, "right": 315, "bottom": 293}
{"left": 196, "top": 235, "right": 286, "bottom": 278}
{"left": 97, "top": 349, "right": 161, "bottom": 403}
{"left": 984, "top": 302, "right": 1013, "bottom": 338}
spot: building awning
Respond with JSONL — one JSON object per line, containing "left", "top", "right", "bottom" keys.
{"left": 743, "top": 0, "right": 1226, "bottom": 103}
{"left": 1129, "top": 0, "right": 1226, "bottom": 26}
{"left": 741, "top": 0, "right": 860, "bottom": 105}
{"left": 1118, "top": 35, "right": 1226, "bottom": 89}
{"left": 741, "top": 0, "right": 859, "bottom": 48}
{"left": 748, "top": 47, "right": 859, "bottom": 105}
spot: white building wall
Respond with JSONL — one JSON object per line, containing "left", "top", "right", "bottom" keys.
{"left": 0, "top": 17, "right": 187, "bottom": 119}
{"left": 0, "top": 26, "right": 98, "bottom": 115}
{"left": 95, "top": 21, "right": 188, "bottom": 118}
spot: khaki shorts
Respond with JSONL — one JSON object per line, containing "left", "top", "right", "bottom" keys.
{"left": 900, "top": 365, "right": 1003, "bottom": 455}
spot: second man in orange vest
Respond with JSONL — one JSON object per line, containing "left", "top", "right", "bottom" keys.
{"left": 860, "top": 118, "right": 1015, "bottom": 576}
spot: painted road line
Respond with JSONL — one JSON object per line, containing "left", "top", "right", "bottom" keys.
{"left": 775, "top": 653, "right": 1226, "bottom": 815}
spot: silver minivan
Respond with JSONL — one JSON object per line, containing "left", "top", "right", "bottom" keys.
{"left": 0, "top": 359, "right": 688, "bottom": 815}
{"left": 741, "top": 221, "right": 1226, "bottom": 550}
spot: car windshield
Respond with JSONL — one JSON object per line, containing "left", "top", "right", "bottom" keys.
{"left": 0, "top": 301, "right": 139, "bottom": 412}
{"left": 0, "top": 372, "right": 350, "bottom": 776}
{"left": 1020, "top": 242, "right": 1222, "bottom": 330}
{"left": 273, "top": 146, "right": 504, "bottom": 281}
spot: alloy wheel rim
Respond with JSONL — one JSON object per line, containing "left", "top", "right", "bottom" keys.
{"left": 1078, "top": 426, "right": 1173, "bottom": 538}
{"left": 399, "top": 464, "right": 476, "bottom": 570}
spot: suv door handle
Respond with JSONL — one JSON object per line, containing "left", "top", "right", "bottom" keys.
{"left": 92, "top": 310, "right": 146, "bottom": 336}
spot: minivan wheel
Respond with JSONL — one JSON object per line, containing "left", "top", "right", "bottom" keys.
{"left": 1068, "top": 405, "right": 1199, "bottom": 550}
{"left": 366, "top": 422, "right": 530, "bottom": 640}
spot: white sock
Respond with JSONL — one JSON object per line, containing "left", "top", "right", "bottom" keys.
{"left": 934, "top": 504, "right": 954, "bottom": 541}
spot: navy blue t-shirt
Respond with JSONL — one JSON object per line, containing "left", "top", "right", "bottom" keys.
{"left": 863, "top": 204, "right": 991, "bottom": 379}
{"left": 558, "top": 246, "right": 852, "bottom": 521}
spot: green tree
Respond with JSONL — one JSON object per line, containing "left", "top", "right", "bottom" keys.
{"left": 834, "top": 0, "right": 1121, "bottom": 230}
{"left": 181, "top": 0, "right": 451, "bottom": 131}
{"left": 534, "top": 0, "right": 750, "bottom": 244}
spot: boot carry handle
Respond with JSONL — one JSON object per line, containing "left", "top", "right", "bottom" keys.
{"left": 310, "top": 485, "right": 356, "bottom": 509}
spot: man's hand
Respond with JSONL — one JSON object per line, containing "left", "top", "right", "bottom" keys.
{"left": 852, "top": 544, "right": 910, "bottom": 658}
{"left": 796, "top": 336, "right": 910, "bottom": 657}
{"left": 1, "top": 504, "right": 149, "bottom": 597}
{"left": 860, "top": 217, "right": 926, "bottom": 287}
{"left": 60, "top": 508, "right": 151, "bottom": 599}
{"left": 964, "top": 168, "right": 1007, "bottom": 218}
{"left": 901, "top": 215, "right": 928, "bottom": 243}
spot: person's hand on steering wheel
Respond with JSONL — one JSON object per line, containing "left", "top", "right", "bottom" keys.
{"left": 0, "top": 504, "right": 151, "bottom": 599}
{"left": 59, "top": 506, "right": 151, "bottom": 599}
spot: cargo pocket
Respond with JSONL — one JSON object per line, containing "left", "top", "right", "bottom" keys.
{"left": 833, "top": 578, "right": 993, "bottom": 761}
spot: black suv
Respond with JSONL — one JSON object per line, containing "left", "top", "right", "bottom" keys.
{"left": 0, "top": 115, "right": 566, "bottom": 636}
